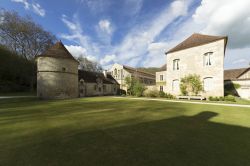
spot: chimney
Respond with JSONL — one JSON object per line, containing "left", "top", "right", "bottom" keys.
{"left": 103, "top": 70, "right": 108, "bottom": 78}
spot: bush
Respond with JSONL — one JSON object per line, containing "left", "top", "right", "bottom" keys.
{"left": 144, "top": 89, "right": 159, "bottom": 97}
{"left": 159, "top": 91, "right": 165, "bottom": 98}
{"left": 225, "top": 95, "right": 236, "bottom": 102}
{"left": 165, "top": 93, "right": 175, "bottom": 99}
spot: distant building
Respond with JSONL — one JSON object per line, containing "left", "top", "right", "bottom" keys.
{"left": 224, "top": 67, "right": 250, "bottom": 99}
{"left": 36, "top": 42, "right": 118, "bottom": 99}
{"left": 165, "top": 33, "right": 228, "bottom": 97}
{"left": 109, "top": 63, "right": 155, "bottom": 92}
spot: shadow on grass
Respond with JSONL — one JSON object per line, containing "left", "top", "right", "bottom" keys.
{"left": 1, "top": 111, "right": 250, "bottom": 166}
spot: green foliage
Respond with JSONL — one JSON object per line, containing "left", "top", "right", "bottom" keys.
{"left": 133, "top": 81, "right": 146, "bottom": 97}
{"left": 159, "top": 91, "right": 165, "bottom": 98}
{"left": 208, "top": 95, "right": 236, "bottom": 102}
{"left": 225, "top": 95, "right": 236, "bottom": 102}
{"left": 144, "top": 89, "right": 159, "bottom": 97}
{"left": 180, "top": 74, "right": 203, "bottom": 96}
{"left": 124, "top": 76, "right": 145, "bottom": 96}
{"left": 0, "top": 46, "right": 35, "bottom": 92}
{"left": 165, "top": 93, "right": 175, "bottom": 99}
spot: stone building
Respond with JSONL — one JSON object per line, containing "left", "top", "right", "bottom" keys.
{"left": 224, "top": 67, "right": 250, "bottom": 99}
{"left": 78, "top": 70, "right": 119, "bottom": 97}
{"left": 109, "top": 63, "right": 155, "bottom": 92}
{"left": 37, "top": 41, "right": 119, "bottom": 99}
{"left": 165, "top": 33, "right": 228, "bottom": 97}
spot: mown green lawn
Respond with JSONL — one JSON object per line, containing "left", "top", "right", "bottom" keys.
{"left": 0, "top": 97, "right": 250, "bottom": 166}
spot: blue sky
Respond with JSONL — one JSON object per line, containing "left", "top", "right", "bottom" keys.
{"left": 1, "top": 0, "right": 250, "bottom": 69}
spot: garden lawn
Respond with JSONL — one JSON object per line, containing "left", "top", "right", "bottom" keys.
{"left": 0, "top": 96, "right": 250, "bottom": 166}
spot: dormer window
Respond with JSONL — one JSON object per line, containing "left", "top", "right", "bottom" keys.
{"left": 204, "top": 52, "right": 212, "bottom": 66}
{"left": 173, "top": 59, "right": 180, "bottom": 70}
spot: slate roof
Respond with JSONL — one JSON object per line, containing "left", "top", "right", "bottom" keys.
{"left": 224, "top": 67, "right": 250, "bottom": 80}
{"left": 166, "top": 33, "right": 228, "bottom": 54}
{"left": 37, "top": 41, "right": 78, "bottom": 63}
{"left": 123, "top": 65, "right": 155, "bottom": 78}
{"left": 78, "top": 70, "right": 119, "bottom": 84}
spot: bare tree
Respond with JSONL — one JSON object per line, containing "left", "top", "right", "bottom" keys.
{"left": 0, "top": 10, "right": 56, "bottom": 59}
{"left": 77, "top": 55, "right": 102, "bottom": 72}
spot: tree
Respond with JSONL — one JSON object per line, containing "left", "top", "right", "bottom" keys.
{"left": 180, "top": 74, "right": 203, "bottom": 96}
{"left": 0, "top": 10, "right": 56, "bottom": 59}
{"left": 124, "top": 76, "right": 145, "bottom": 96}
{"left": 77, "top": 55, "right": 102, "bottom": 72}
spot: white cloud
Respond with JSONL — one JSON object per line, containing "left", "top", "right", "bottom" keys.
{"left": 65, "top": 45, "right": 97, "bottom": 62}
{"left": 11, "top": 0, "right": 46, "bottom": 17}
{"left": 193, "top": 0, "right": 250, "bottom": 48}
{"left": 11, "top": 0, "right": 30, "bottom": 9}
{"left": 79, "top": 0, "right": 112, "bottom": 14}
{"left": 100, "top": 54, "right": 116, "bottom": 65}
{"left": 98, "top": 19, "right": 113, "bottom": 35}
{"left": 61, "top": 14, "right": 100, "bottom": 62}
{"left": 32, "top": 3, "right": 45, "bottom": 17}
{"left": 114, "top": 0, "right": 192, "bottom": 67}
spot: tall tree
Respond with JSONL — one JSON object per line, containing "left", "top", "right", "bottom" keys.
{"left": 0, "top": 10, "right": 56, "bottom": 59}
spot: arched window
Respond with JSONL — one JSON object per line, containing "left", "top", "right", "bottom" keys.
{"left": 172, "top": 79, "right": 179, "bottom": 92}
{"left": 114, "top": 68, "right": 117, "bottom": 75}
{"left": 204, "top": 52, "right": 213, "bottom": 66}
{"left": 203, "top": 77, "right": 213, "bottom": 92}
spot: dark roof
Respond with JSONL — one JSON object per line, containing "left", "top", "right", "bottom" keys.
{"left": 37, "top": 41, "right": 78, "bottom": 63}
{"left": 224, "top": 67, "right": 250, "bottom": 80}
{"left": 78, "top": 70, "right": 119, "bottom": 84}
{"left": 123, "top": 65, "right": 155, "bottom": 78}
{"left": 166, "top": 33, "right": 228, "bottom": 54}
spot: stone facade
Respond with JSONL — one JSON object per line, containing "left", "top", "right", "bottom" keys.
{"left": 165, "top": 34, "right": 227, "bottom": 97}
{"left": 37, "top": 57, "right": 79, "bottom": 99}
{"left": 155, "top": 71, "right": 167, "bottom": 92}
{"left": 109, "top": 63, "right": 155, "bottom": 92}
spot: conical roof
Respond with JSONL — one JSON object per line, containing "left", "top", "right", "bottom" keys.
{"left": 37, "top": 41, "right": 78, "bottom": 63}
{"left": 166, "top": 33, "right": 228, "bottom": 54}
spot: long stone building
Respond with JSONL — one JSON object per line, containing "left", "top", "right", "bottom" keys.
{"left": 109, "top": 63, "right": 155, "bottom": 92}
{"left": 36, "top": 42, "right": 119, "bottom": 99}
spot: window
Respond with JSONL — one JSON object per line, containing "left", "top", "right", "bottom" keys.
{"left": 114, "top": 68, "right": 117, "bottom": 75}
{"left": 80, "top": 81, "right": 84, "bottom": 85}
{"left": 160, "top": 86, "right": 163, "bottom": 92}
{"left": 160, "top": 75, "right": 164, "bottom": 81}
{"left": 173, "top": 59, "right": 180, "bottom": 70}
{"left": 103, "top": 85, "right": 106, "bottom": 92}
{"left": 80, "top": 89, "right": 84, "bottom": 93}
{"left": 172, "top": 79, "right": 179, "bottom": 92}
{"left": 62, "top": 67, "right": 66, "bottom": 72}
{"left": 203, "top": 77, "right": 213, "bottom": 92}
{"left": 99, "top": 87, "right": 102, "bottom": 92}
{"left": 204, "top": 52, "right": 212, "bottom": 66}
{"left": 94, "top": 85, "right": 97, "bottom": 91}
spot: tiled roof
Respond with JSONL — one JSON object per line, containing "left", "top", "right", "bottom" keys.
{"left": 78, "top": 70, "right": 119, "bottom": 84}
{"left": 166, "top": 33, "right": 228, "bottom": 54}
{"left": 123, "top": 65, "right": 155, "bottom": 77}
{"left": 37, "top": 41, "right": 78, "bottom": 63}
{"left": 224, "top": 68, "right": 249, "bottom": 80}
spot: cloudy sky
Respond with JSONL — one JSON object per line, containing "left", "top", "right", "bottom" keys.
{"left": 1, "top": 0, "right": 250, "bottom": 69}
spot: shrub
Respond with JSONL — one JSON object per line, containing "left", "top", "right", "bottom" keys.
{"left": 225, "top": 95, "right": 236, "bottom": 102}
{"left": 165, "top": 93, "right": 175, "bottom": 99}
{"left": 144, "top": 89, "right": 159, "bottom": 97}
{"left": 159, "top": 91, "right": 165, "bottom": 98}
{"left": 133, "top": 81, "right": 146, "bottom": 97}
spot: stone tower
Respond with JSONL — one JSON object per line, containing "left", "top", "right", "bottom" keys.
{"left": 36, "top": 41, "right": 79, "bottom": 99}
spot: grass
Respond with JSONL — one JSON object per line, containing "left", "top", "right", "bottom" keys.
{"left": 0, "top": 96, "right": 250, "bottom": 166}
